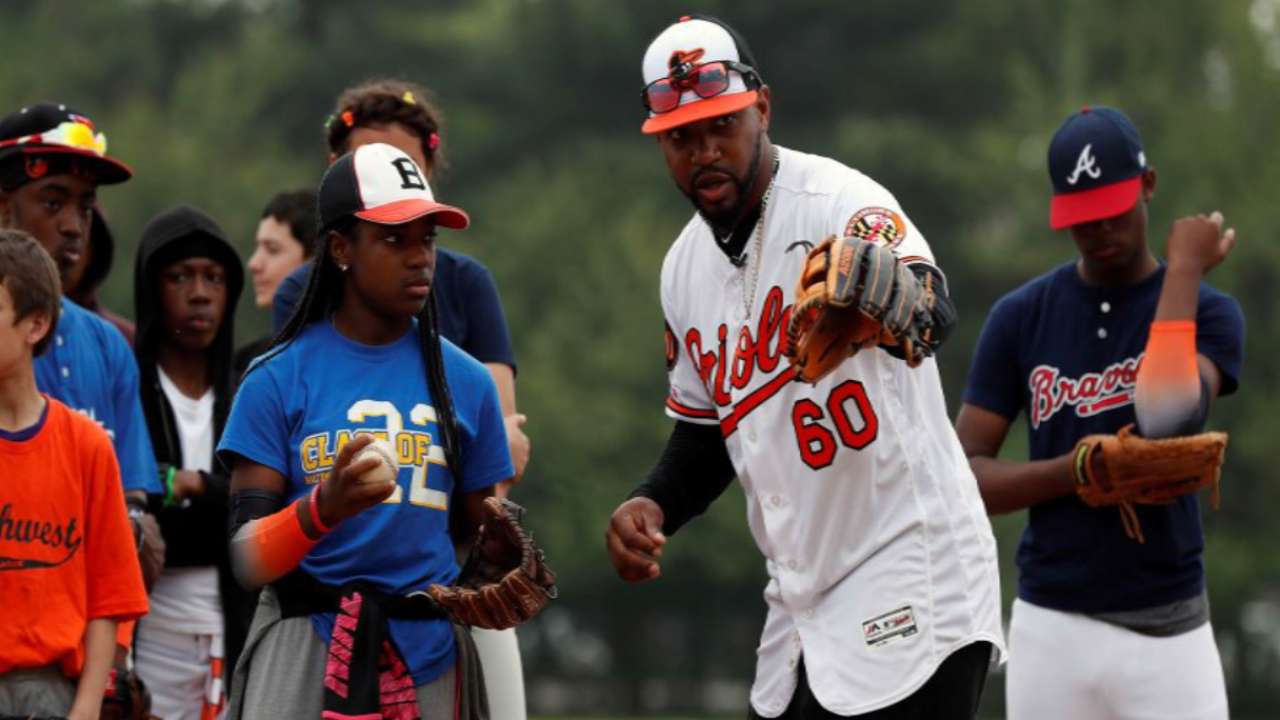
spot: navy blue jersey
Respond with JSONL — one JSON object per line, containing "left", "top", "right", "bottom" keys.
{"left": 270, "top": 249, "right": 516, "bottom": 372}
{"left": 34, "top": 298, "right": 161, "bottom": 494}
{"left": 218, "top": 320, "right": 513, "bottom": 685}
{"left": 964, "top": 262, "right": 1244, "bottom": 613}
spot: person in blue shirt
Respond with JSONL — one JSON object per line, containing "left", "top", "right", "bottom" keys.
{"left": 217, "top": 143, "right": 511, "bottom": 720}
{"left": 956, "top": 107, "right": 1244, "bottom": 719}
{"left": 268, "top": 79, "right": 533, "bottom": 719}
{"left": 271, "top": 80, "right": 529, "bottom": 491}
{"left": 0, "top": 104, "right": 163, "bottom": 590}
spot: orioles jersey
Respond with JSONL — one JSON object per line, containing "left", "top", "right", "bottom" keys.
{"left": 661, "top": 146, "right": 1003, "bottom": 717}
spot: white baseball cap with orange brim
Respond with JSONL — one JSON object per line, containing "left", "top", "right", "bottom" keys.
{"left": 640, "top": 15, "right": 764, "bottom": 135}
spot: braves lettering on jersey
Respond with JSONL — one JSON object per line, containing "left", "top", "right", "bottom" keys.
{"left": 216, "top": 320, "right": 513, "bottom": 686}
{"left": 34, "top": 297, "right": 161, "bottom": 493}
{"left": 661, "top": 146, "right": 1003, "bottom": 717}
{"left": 1028, "top": 356, "right": 1142, "bottom": 428}
{"left": 964, "top": 262, "right": 1244, "bottom": 613}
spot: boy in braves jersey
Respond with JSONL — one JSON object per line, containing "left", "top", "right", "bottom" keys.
{"left": 956, "top": 106, "right": 1244, "bottom": 719}
{"left": 606, "top": 15, "right": 1004, "bottom": 719}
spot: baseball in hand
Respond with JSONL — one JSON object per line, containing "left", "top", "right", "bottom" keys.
{"left": 353, "top": 436, "right": 399, "bottom": 486}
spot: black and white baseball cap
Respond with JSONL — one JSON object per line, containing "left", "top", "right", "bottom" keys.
{"left": 318, "top": 142, "right": 469, "bottom": 231}
{"left": 640, "top": 15, "right": 762, "bottom": 134}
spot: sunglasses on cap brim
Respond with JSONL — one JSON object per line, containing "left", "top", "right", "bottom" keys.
{"left": 642, "top": 60, "right": 762, "bottom": 115}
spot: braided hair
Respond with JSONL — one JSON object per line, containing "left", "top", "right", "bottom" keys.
{"left": 254, "top": 216, "right": 465, "bottom": 514}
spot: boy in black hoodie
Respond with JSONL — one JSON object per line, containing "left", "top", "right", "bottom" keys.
{"left": 132, "top": 205, "right": 253, "bottom": 720}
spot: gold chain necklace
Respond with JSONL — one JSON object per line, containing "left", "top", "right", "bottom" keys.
{"left": 742, "top": 147, "right": 781, "bottom": 317}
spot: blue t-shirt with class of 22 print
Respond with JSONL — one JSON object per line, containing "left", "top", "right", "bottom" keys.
{"left": 217, "top": 319, "right": 513, "bottom": 685}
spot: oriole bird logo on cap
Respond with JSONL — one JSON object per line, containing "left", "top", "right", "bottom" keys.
{"left": 669, "top": 48, "right": 705, "bottom": 73}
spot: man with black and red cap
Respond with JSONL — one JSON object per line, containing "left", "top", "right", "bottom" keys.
{"left": 606, "top": 15, "right": 1003, "bottom": 719}
{"left": 956, "top": 106, "right": 1243, "bottom": 719}
{"left": 0, "top": 103, "right": 161, "bottom": 504}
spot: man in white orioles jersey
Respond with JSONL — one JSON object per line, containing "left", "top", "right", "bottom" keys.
{"left": 605, "top": 15, "right": 1004, "bottom": 719}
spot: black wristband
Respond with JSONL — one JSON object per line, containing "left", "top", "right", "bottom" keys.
{"left": 229, "top": 488, "right": 285, "bottom": 539}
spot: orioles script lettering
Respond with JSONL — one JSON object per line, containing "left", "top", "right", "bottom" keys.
{"left": 684, "top": 286, "right": 792, "bottom": 406}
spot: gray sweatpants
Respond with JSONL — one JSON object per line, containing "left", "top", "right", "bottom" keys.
{"left": 228, "top": 587, "right": 487, "bottom": 719}
{"left": 0, "top": 666, "right": 75, "bottom": 717}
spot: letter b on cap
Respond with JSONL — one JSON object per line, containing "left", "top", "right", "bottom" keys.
{"left": 391, "top": 158, "right": 426, "bottom": 190}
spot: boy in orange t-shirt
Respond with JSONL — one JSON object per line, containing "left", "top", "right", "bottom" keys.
{"left": 0, "top": 229, "right": 148, "bottom": 719}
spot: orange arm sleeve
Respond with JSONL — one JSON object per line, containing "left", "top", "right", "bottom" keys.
{"left": 229, "top": 497, "right": 320, "bottom": 589}
{"left": 1134, "top": 320, "right": 1203, "bottom": 438}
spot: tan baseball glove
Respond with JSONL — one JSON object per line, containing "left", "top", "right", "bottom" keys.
{"left": 1073, "top": 424, "right": 1227, "bottom": 542}
{"left": 426, "top": 497, "right": 557, "bottom": 629}
{"left": 785, "top": 235, "right": 938, "bottom": 382}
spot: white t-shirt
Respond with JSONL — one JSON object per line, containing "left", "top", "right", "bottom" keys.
{"left": 660, "top": 146, "right": 1004, "bottom": 716}
{"left": 146, "top": 367, "right": 222, "bottom": 635}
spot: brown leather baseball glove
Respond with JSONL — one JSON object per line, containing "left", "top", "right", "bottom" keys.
{"left": 786, "top": 235, "right": 937, "bottom": 382}
{"left": 1073, "top": 424, "right": 1228, "bottom": 543}
{"left": 426, "top": 497, "right": 557, "bottom": 629}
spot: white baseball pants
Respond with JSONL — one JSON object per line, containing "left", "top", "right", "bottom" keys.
{"left": 471, "top": 626, "right": 527, "bottom": 720}
{"left": 134, "top": 622, "right": 225, "bottom": 720}
{"left": 1006, "top": 598, "right": 1227, "bottom": 720}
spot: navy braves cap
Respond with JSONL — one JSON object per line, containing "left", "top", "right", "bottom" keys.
{"left": 0, "top": 103, "right": 132, "bottom": 188}
{"left": 1047, "top": 106, "right": 1147, "bottom": 230}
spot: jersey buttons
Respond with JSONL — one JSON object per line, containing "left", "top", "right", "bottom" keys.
{"left": 1097, "top": 327, "right": 1108, "bottom": 339}
{"left": 1101, "top": 301, "right": 1111, "bottom": 313}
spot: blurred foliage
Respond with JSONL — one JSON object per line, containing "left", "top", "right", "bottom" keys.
{"left": 4, "top": 0, "right": 1279, "bottom": 714}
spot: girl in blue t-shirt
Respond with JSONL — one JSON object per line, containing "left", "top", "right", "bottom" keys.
{"left": 217, "top": 142, "right": 513, "bottom": 720}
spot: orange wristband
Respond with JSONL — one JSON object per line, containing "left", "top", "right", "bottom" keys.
{"left": 231, "top": 499, "right": 320, "bottom": 587}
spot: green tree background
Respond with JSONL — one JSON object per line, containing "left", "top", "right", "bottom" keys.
{"left": 3, "top": 0, "right": 1278, "bottom": 715}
